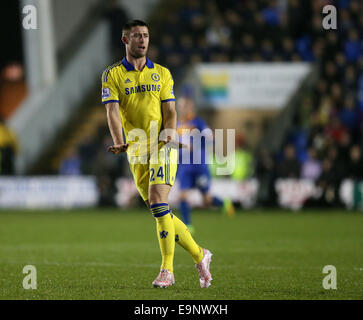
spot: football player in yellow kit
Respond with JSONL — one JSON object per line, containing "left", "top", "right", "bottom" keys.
{"left": 102, "top": 20, "right": 212, "bottom": 288}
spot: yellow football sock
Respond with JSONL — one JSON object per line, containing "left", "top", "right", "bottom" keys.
{"left": 151, "top": 203, "right": 175, "bottom": 273}
{"left": 172, "top": 212, "right": 203, "bottom": 264}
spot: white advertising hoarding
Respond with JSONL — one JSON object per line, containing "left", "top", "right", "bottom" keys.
{"left": 194, "top": 63, "right": 311, "bottom": 109}
{"left": 115, "top": 178, "right": 259, "bottom": 209}
{"left": 0, "top": 177, "right": 99, "bottom": 209}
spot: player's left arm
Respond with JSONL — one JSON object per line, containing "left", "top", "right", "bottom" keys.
{"left": 160, "top": 68, "right": 184, "bottom": 148}
{"left": 161, "top": 100, "right": 178, "bottom": 145}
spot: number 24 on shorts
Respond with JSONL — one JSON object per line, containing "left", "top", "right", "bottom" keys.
{"left": 150, "top": 167, "right": 164, "bottom": 182}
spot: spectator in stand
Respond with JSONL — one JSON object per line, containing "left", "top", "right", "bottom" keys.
{"left": 337, "top": 131, "right": 352, "bottom": 163}
{"left": 230, "top": 134, "right": 254, "bottom": 181}
{"left": 316, "top": 158, "right": 340, "bottom": 207}
{"left": 159, "top": 35, "right": 175, "bottom": 59}
{"left": 0, "top": 116, "right": 18, "bottom": 175}
{"left": 225, "top": 9, "right": 243, "bottom": 42}
{"left": 261, "top": 0, "right": 282, "bottom": 27}
{"left": 92, "top": 136, "right": 124, "bottom": 207}
{"left": 295, "top": 35, "right": 314, "bottom": 61}
{"left": 179, "top": 0, "right": 203, "bottom": 24}
{"left": 323, "top": 61, "right": 339, "bottom": 84}
{"left": 339, "top": 95, "right": 359, "bottom": 135}
{"left": 255, "top": 147, "right": 277, "bottom": 206}
{"left": 347, "top": 145, "right": 363, "bottom": 180}
{"left": 335, "top": 52, "right": 347, "bottom": 79}
{"left": 280, "top": 37, "right": 296, "bottom": 61}
{"left": 240, "top": 34, "right": 257, "bottom": 58}
{"left": 301, "top": 147, "right": 322, "bottom": 181}
{"left": 59, "top": 148, "right": 81, "bottom": 176}
{"left": 78, "top": 133, "right": 99, "bottom": 175}
{"left": 195, "top": 36, "right": 211, "bottom": 61}
{"left": 325, "top": 116, "right": 347, "bottom": 144}
{"left": 323, "top": 32, "right": 341, "bottom": 61}
{"left": 342, "top": 65, "right": 358, "bottom": 93}
{"left": 344, "top": 29, "right": 361, "bottom": 63}
{"left": 317, "top": 95, "right": 333, "bottom": 127}
{"left": 339, "top": 8, "right": 354, "bottom": 33}
{"left": 179, "top": 34, "right": 195, "bottom": 64}
{"left": 277, "top": 144, "right": 301, "bottom": 178}
{"left": 358, "top": 57, "right": 363, "bottom": 109}
{"left": 287, "top": 0, "right": 312, "bottom": 38}
{"left": 205, "top": 16, "right": 231, "bottom": 50}
{"left": 261, "top": 39, "right": 275, "bottom": 61}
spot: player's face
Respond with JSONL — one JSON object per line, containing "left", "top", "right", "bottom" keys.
{"left": 125, "top": 26, "right": 149, "bottom": 59}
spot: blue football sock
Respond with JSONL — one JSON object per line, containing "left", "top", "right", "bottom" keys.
{"left": 212, "top": 196, "right": 224, "bottom": 207}
{"left": 180, "top": 200, "right": 191, "bottom": 225}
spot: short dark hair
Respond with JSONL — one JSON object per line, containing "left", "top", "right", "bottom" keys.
{"left": 122, "top": 20, "right": 148, "bottom": 36}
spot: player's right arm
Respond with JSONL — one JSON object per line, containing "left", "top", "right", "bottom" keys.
{"left": 102, "top": 69, "right": 128, "bottom": 154}
{"left": 105, "top": 102, "right": 129, "bottom": 154}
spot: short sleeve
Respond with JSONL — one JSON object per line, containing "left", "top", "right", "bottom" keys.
{"left": 196, "top": 118, "right": 209, "bottom": 132}
{"left": 160, "top": 69, "right": 176, "bottom": 103}
{"left": 195, "top": 118, "right": 213, "bottom": 140}
{"left": 101, "top": 69, "right": 119, "bottom": 104}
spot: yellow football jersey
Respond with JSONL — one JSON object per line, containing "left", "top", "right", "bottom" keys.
{"left": 101, "top": 57, "right": 175, "bottom": 156}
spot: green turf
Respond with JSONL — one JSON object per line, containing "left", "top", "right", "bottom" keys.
{"left": 0, "top": 208, "right": 362, "bottom": 300}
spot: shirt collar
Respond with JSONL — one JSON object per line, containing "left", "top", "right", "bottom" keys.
{"left": 146, "top": 57, "right": 154, "bottom": 68}
{"left": 121, "top": 57, "right": 154, "bottom": 71}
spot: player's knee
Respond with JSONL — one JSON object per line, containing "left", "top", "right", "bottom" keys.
{"left": 149, "top": 191, "right": 163, "bottom": 205}
{"left": 149, "top": 185, "right": 170, "bottom": 205}
{"left": 149, "top": 193, "right": 163, "bottom": 206}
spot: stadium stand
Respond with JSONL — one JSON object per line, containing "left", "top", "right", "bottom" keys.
{"left": 1, "top": 0, "right": 362, "bottom": 209}
{"left": 55, "top": 0, "right": 362, "bottom": 208}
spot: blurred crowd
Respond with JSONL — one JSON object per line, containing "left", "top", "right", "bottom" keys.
{"left": 252, "top": 0, "right": 363, "bottom": 206}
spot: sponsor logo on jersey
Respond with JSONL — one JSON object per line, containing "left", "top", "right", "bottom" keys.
{"left": 125, "top": 84, "right": 161, "bottom": 95}
{"left": 125, "top": 78, "right": 132, "bottom": 83}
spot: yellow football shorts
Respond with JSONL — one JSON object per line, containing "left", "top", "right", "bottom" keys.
{"left": 128, "top": 144, "right": 178, "bottom": 201}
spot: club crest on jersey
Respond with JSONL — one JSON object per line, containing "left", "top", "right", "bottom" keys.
{"left": 102, "top": 88, "right": 111, "bottom": 99}
{"left": 151, "top": 73, "right": 160, "bottom": 82}
{"left": 160, "top": 230, "right": 168, "bottom": 239}
{"left": 175, "top": 234, "right": 179, "bottom": 242}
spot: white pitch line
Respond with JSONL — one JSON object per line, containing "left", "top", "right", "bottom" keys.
{"left": 0, "top": 260, "right": 360, "bottom": 271}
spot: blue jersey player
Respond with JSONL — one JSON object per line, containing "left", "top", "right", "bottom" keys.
{"left": 176, "top": 94, "right": 235, "bottom": 233}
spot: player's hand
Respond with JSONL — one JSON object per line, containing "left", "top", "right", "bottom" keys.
{"left": 107, "top": 143, "right": 129, "bottom": 154}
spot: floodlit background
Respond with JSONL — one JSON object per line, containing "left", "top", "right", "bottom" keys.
{"left": 1, "top": 0, "right": 362, "bottom": 210}
{"left": 0, "top": 0, "right": 362, "bottom": 300}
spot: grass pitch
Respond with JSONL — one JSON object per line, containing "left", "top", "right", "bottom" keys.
{"left": 0, "top": 208, "right": 362, "bottom": 300}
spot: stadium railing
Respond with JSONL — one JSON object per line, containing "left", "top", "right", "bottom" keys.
{"left": 8, "top": 21, "right": 110, "bottom": 174}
